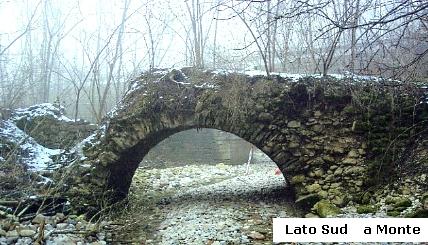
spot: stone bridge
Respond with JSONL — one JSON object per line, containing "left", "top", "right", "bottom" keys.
{"left": 61, "top": 68, "right": 428, "bottom": 215}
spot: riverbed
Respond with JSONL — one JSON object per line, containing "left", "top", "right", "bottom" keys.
{"left": 112, "top": 161, "right": 301, "bottom": 244}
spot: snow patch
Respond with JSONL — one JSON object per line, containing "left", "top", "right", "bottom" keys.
{"left": 172, "top": 80, "right": 191, "bottom": 85}
{"left": 195, "top": 82, "right": 217, "bottom": 89}
{"left": 215, "top": 68, "right": 393, "bottom": 83}
{"left": 0, "top": 120, "right": 61, "bottom": 171}
{"left": 11, "top": 103, "right": 74, "bottom": 122}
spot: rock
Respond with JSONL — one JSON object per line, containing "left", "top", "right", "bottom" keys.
{"left": 356, "top": 205, "right": 377, "bottom": 214}
{"left": 394, "top": 198, "right": 412, "bottom": 208}
{"left": 290, "top": 175, "right": 305, "bottom": 184}
{"left": 306, "top": 183, "right": 321, "bottom": 193}
{"left": 248, "top": 231, "right": 265, "bottom": 240}
{"left": 347, "top": 150, "right": 359, "bottom": 158}
{"left": 314, "top": 111, "right": 322, "bottom": 117}
{"left": 354, "top": 180, "right": 363, "bottom": 186}
{"left": 0, "top": 229, "right": 6, "bottom": 236}
{"left": 344, "top": 166, "right": 365, "bottom": 175}
{"left": 313, "top": 200, "right": 341, "bottom": 218}
{"left": 6, "top": 230, "right": 19, "bottom": 238}
{"left": 334, "top": 168, "right": 343, "bottom": 175}
{"left": 406, "top": 209, "right": 428, "bottom": 218}
{"left": 330, "top": 183, "right": 341, "bottom": 189}
{"left": 314, "top": 169, "right": 324, "bottom": 177}
{"left": 32, "top": 214, "right": 46, "bottom": 224}
{"left": 332, "top": 146, "right": 345, "bottom": 154}
{"left": 325, "top": 175, "right": 334, "bottom": 181}
{"left": 401, "top": 186, "right": 411, "bottom": 195}
{"left": 317, "top": 190, "right": 328, "bottom": 199}
{"left": 386, "top": 210, "right": 401, "bottom": 217}
{"left": 54, "top": 213, "right": 65, "bottom": 223}
{"left": 18, "top": 229, "right": 36, "bottom": 237}
{"left": 295, "top": 194, "right": 320, "bottom": 209}
{"left": 386, "top": 197, "right": 412, "bottom": 208}
{"left": 56, "top": 223, "right": 68, "bottom": 230}
{"left": 322, "top": 155, "right": 335, "bottom": 163}
{"left": 90, "top": 242, "right": 107, "bottom": 245}
{"left": 287, "top": 120, "right": 301, "bottom": 128}
{"left": 305, "top": 213, "right": 319, "bottom": 218}
{"left": 332, "top": 195, "right": 347, "bottom": 207}
{"left": 309, "top": 157, "right": 324, "bottom": 165}
{"left": 258, "top": 112, "right": 273, "bottom": 122}
{"left": 342, "top": 157, "right": 357, "bottom": 164}
{"left": 46, "top": 234, "right": 77, "bottom": 245}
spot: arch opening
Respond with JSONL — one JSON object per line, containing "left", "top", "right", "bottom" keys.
{"left": 115, "top": 128, "right": 297, "bottom": 242}
{"left": 107, "top": 127, "right": 290, "bottom": 202}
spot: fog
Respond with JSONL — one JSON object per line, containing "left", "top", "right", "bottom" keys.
{"left": 1, "top": 0, "right": 426, "bottom": 122}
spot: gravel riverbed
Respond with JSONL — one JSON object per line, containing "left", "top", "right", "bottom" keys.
{"left": 114, "top": 161, "right": 301, "bottom": 244}
{"left": 2, "top": 160, "right": 421, "bottom": 244}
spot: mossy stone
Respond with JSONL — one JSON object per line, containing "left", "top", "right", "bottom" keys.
{"left": 393, "top": 197, "right": 412, "bottom": 208}
{"left": 306, "top": 183, "right": 321, "bottom": 193}
{"left": 313, "top": 200, "right": 341, "bottom": 218}
{"left": 356, "top": 205, "right": 377, "bottom": 214}
{"left": 386, "top": 210, "right": 401, "bottom": 217}
{"left": 290, "top": 175, "right": 306, "bottom": 184}
{"left": 405, "top": 209, "right": 428, "bottom": 218}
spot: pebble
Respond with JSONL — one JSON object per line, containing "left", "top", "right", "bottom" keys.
{"left": 126, "top": 161, "right": 291, "bottom": 244}
{"left": 248, "top": 231, "right": 265, "bottom": 240}
{"left": 6, "top": 230, "right": 19, "bottom": 238}
{"left": 18, "top": 229, "right": 36, "bottom": 237}
{"left": 32, "top": 214, "right": 46, "bottom": 224}
{"left": 56, "top": 223, "right": 68, "bottom": 230}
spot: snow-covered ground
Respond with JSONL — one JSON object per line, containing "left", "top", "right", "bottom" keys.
{"left": 0, "top": 120, "right": 62, "bottom": 171}
{"left": 0, "top": 103, "right": 74, "bottom": 172}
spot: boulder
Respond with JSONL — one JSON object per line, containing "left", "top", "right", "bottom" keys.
{"left": 313, "top": 200, "right": 341, "bottom": 217}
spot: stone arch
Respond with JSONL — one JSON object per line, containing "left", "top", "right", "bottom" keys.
{"left": 62, "top": 68, "right": 428, "bottom": 215}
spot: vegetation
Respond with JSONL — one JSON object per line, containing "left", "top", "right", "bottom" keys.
{"left": 0, "top": 0, "right": 426, "bottom": 122}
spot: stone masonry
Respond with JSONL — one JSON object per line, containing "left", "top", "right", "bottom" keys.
{"left": 59, "top": 68, "right": 428, "bottom": 215}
